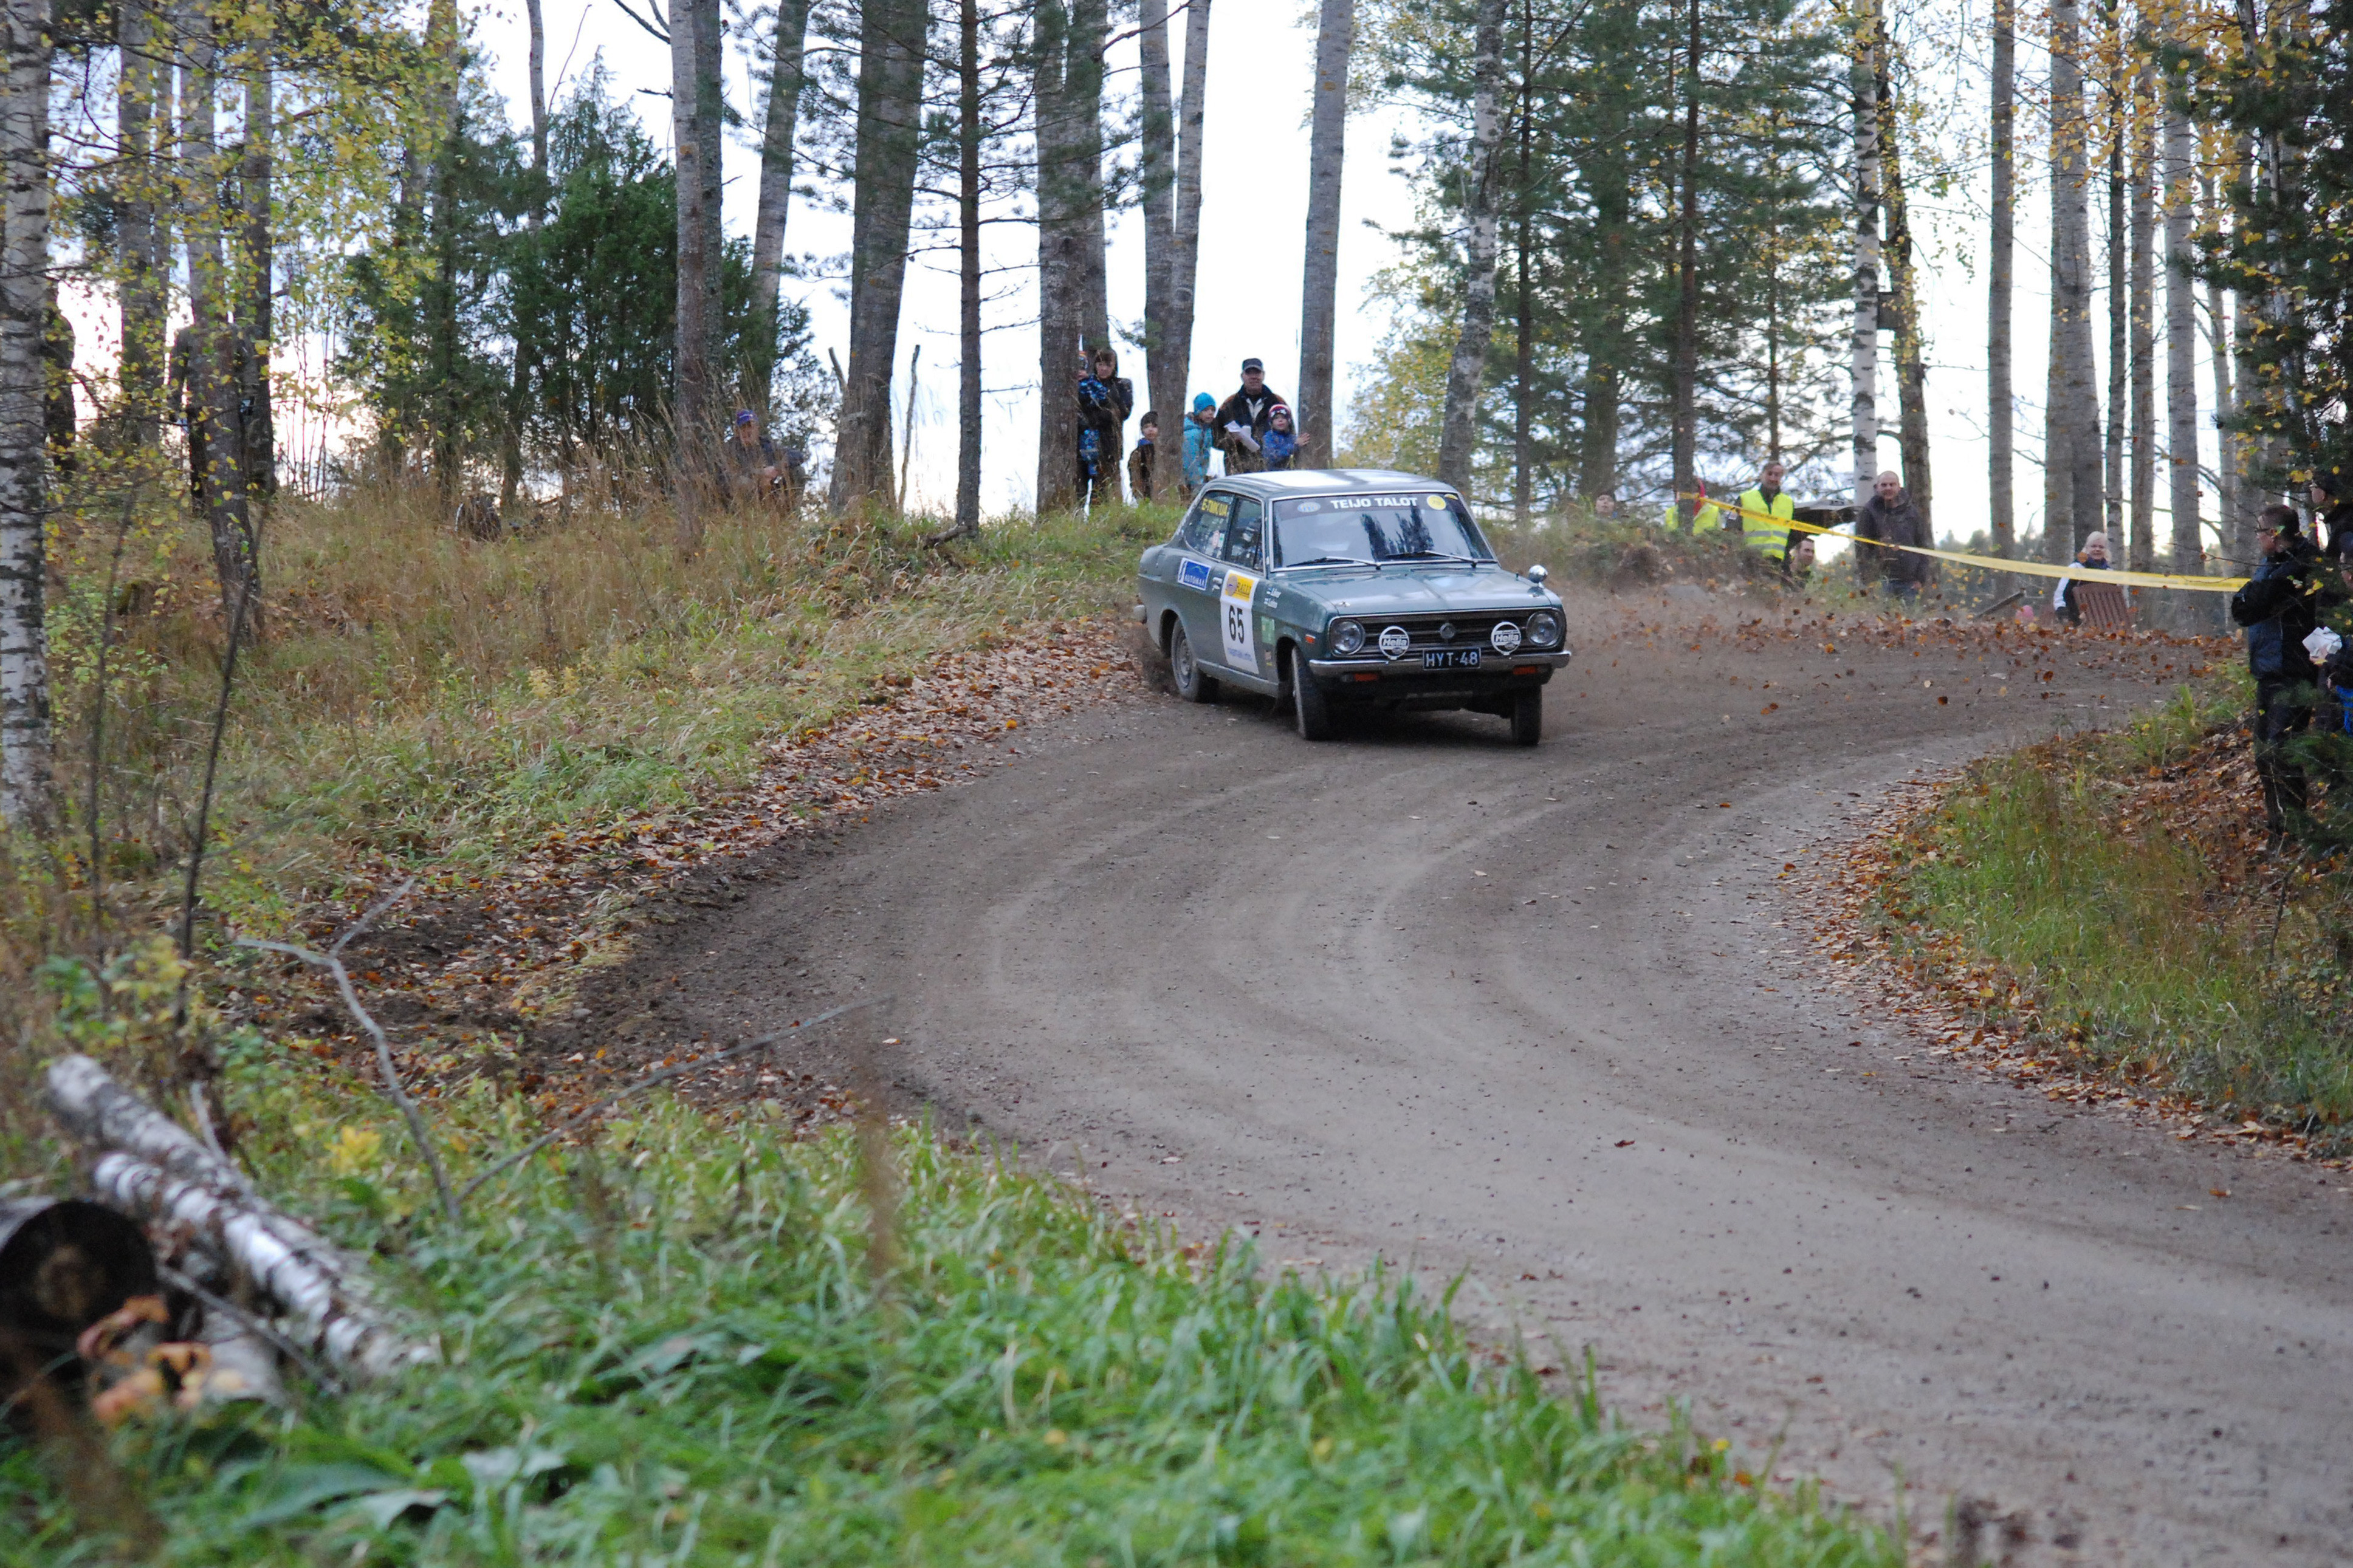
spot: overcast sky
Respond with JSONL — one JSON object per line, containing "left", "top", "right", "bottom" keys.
{"left": 456, "top": 1, "right": 2236, "bottom": 546}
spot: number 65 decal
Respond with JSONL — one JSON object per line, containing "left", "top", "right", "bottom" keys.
{"left": 1221, "top": 571, "right": 1259, "bottom": 672}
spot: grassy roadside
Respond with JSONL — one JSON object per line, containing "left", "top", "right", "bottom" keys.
{"left": 1877, "top": 665, "right": 2353, "bottom": 1152}
{"left": 1, "top": 1053, "right": 1897, "bottom": 1566}
{"left": 73, "top": 493, "right": 1155, "bottom": 933}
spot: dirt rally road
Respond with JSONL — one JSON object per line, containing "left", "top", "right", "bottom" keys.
{"left": 622, "top": 598, "right": 2353, "bottom": 1564}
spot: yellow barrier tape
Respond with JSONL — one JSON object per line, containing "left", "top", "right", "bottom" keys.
{"left": 1677, "top": 494, "right": 2250, "bottom": 593}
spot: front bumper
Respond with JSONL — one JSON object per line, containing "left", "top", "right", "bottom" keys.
{"left": 1305, "top": 649, "right": 1573, "bottom": 679}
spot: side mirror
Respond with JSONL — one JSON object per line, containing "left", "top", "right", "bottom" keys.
{"left": 1527, "top": 564, "right": 1549, "bottom": 588}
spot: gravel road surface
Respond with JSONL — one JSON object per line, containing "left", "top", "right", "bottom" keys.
{"left": 631, "top": 598, "right": 2352, "bottom": 1565}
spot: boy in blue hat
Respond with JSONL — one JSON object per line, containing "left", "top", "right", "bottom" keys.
{"left": 1181, "top": 392, "right": 1218, "bottom": 498}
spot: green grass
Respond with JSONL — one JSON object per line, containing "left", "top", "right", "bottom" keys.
{"left": 1, "top": 1060, "right": 1895, "bottom": 1567}
{"left": 1890, "top": 669, "right": 2353, "bottom": 1145}
{"left": 54, "top": 491, "right": 1160, "bottom": 933}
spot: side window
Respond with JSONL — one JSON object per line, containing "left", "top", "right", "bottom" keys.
{"left": 1221, "top": 498, "right": 1264, "bottom": 572}
{"left": 1180, "top": 491, "right": 1230, "bottom": 553}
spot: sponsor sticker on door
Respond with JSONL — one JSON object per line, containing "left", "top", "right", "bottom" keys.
{"left": 1221, "top": 572, "right": 1259, "bottom": 671}
{"left": 1180, "top": 558, "right": 1212, "bottom": 591}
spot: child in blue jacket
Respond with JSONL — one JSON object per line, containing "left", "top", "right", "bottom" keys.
{"left": 1262, "top": 404, "right": 1299, "bottom": 470}
{"left": 1181, "top": 392, "right": 1217, "bottom": 497}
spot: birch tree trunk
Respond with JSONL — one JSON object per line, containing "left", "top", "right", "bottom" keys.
{"left": 1668, "top": 0, "right": 1702, "bottom": 526}
{"left": 1139, "top": 0, "right": 1177, "bottom": 436}
{"left": 2103, "top": 39, "right": 2126, "bottom": 543}
{"left": 239, "top": 48, "right": 273, "bottom": 497}
{"left": 2162, "top": 97, "right": 2199, "bottom": 576}
{"left": 750, "top": 0, "right": 812, "bottom": 397}
{"left": 1034, "top": 0, "right": 1076, "bottom": 512}
{"left": 1881, "top": 71, "right": 1931, "bottom": 532}
{"left": 115, "top": 0, "right": 166, "bottom": 453}
{"left": 954, "top": 0, "right": 980, "bottom": 535}
{"left": 1435, "top": 0, "right": 1505, "bottom": 495}
{"left": 2227, "top": 128, "right": 2262, "bottom": 572}
{"left": 1850, "top": 0, "right": 1881, "bottom": 511}
{"left": 2202, "top": 169, "right": 2238, "bottom": 550}
{"left": 524, "top": 0, "right": 548, "bottom": 190}
{"left": 1988, "top": 0, "right": 2014, "bottom": 556}
{"left": 0, "top": 0, "right": 54, "bottom": 826}
{"left": 180, "top": 1, "right": 255, "bottom": 612}
{"left": 1297, "top": 0, "right": 1353, "bottom": 468}
{"left": 2128, "top": 56, "right": 2154, "bottom": 572}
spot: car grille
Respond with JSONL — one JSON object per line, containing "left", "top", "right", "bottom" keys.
{"left": 1359, "top": 611, "right": 1534, "bottom": 652}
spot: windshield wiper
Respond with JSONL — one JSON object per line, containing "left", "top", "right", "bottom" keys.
{"left": 1392, "top": 551, "right": 1483, "bottom": 564}
{"left": 1282, "top": 555, "right": 1381, "bottom": 570}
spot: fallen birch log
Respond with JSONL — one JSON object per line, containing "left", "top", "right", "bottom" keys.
{"left": 83, "top": 1154, "right": 428, "bottom": 1383}
{"left": 47, "top": 1056, "right": 431, "bottom": 1384}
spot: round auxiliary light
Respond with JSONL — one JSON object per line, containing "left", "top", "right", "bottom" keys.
{"left": 1490, "top": 620, "right": 1523, "bottom": 654}
{"left": 1377, "top": 625, "right": 1412, "bottom": 660}
{"left": 1331, "top": 618, "right": 1365, "bottom": 656}
{"left": 1525, "top": 610, "right": 1560, "bottom": 647}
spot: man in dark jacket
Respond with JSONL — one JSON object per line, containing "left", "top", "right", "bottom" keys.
{"left": 1853, "top": 470, "right": 1932, "bottom": 599}
{"left": 1213, "top": 358, "right": 1286, "bottom": 475}
{"left": 2309, "top": 473, "right": 2353, "bottom": 556}
{"left": 2231, "top": 504, "right": 2343, "bottom": 837}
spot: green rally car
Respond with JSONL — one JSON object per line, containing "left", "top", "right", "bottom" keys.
{"left": 1135, "top": 470, "right": 1570, "bottom": 744}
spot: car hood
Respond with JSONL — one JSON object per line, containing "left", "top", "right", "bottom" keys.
{"left": 1273, "top": 563, "right": 1558, "bottom": 618}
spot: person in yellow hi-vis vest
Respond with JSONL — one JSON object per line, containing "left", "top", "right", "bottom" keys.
{"left": 1735, "top": 461, "right": 1796, "bottom": 570}
{"left": 1663, "top": 485, "right": 1722, "bottom": 533}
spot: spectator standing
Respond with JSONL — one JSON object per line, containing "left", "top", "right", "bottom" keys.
{"left": 1262, "top": 405, "right": 1299, "bottom": 471}
{"left": 1128, "top": 412, "right": 1159, "bottom": 502}
{"left": 725, "top": 409, "right": 782, "bottom": 502}
{"left": 1855, "top": 470, "right": 1932, "bottom": 600}
{"left": 1591, "top": 491, "right": 1618, "bottom": 520}
{"left": 1735, "top": 461, "right": 1796, "bottom": 571}
{"left": 2230, "top": 504, "right": 2343, "bottom": 840}
{"left": 1214, "top": 358, "right": 1286, "bottom": 474}
{"left": 1076, "top": 348, "right": 1133, "bottom": 508}
{"left": 1180, "top": 393, "right": 1218, "bottom": 496}
{"left": 2051, "top": 531, "right": 2114, "bottom": 625}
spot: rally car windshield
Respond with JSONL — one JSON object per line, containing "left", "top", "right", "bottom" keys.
{"left": 1270, "top": 494, "right": 1494, "bottom": 568}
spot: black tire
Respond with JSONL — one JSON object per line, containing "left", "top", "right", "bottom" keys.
{"left": 1291, "top": 648, "right": 1336, "bottom": 741}
{"left": 1170, "top": 621, "right": 1218, "bottom": 704}
{"left": 1509, "top": 688, "right": 1542, "bottom": 747}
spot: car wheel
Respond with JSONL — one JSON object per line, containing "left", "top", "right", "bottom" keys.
{"left": 1171, "top": 622, "right": 1218, "bottom": 704}
{"left": 1291, "top": 647, "right": 1335, "bottom": 741}
{"left": 1509, "top": 688, "right": 1542, "bottom": 747}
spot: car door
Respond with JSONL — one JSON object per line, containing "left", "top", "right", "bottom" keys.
{"left": 1168, "top": 488, "right": 1232, "bottom": 659}
{"left": 1215, "top": 496, "right": 1266, "bottom": 677}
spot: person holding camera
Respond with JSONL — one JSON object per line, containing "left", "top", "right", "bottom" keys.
{"left": 2231, "top": 504, "right": 2344, "bottom": 839}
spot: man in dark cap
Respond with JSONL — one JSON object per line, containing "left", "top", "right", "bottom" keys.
{"left": 1213, "top": 358, "right": 1286, "bottom": 476}
{"left": 2231, "top": 503, "right": 2344, "bottom": 840}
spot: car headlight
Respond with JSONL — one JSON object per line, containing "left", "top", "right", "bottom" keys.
{"left": 1331, "top": 618, "right": 1365, "bottom": 656}
{"left": 1525, "top": 611, "right": 1560, "bottom": 647}
{"left": 1490, "top": 620, "right": 1523, "bottom": 654}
